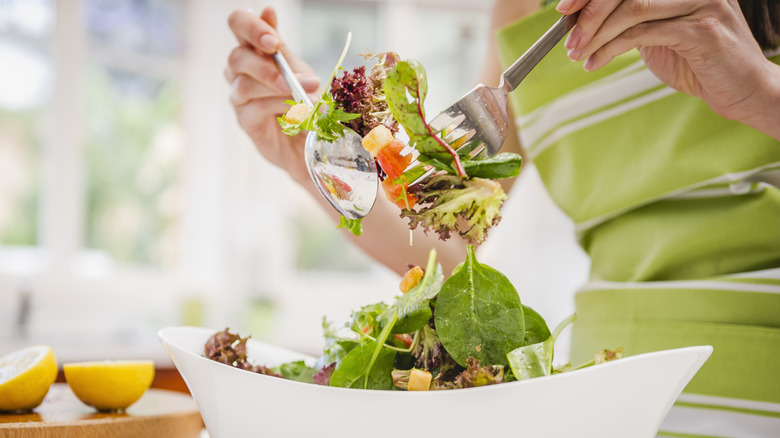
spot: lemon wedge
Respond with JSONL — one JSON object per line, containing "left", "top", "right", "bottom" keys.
{"left": 64, "top": 360, "right": 155, "bottom": 412}
{"left": 0, "top": 345, "right": 58, "bottom": 412}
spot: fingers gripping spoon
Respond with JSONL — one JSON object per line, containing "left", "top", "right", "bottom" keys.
{"left": 272, "top": 51, "right": 378, "bottom": 220}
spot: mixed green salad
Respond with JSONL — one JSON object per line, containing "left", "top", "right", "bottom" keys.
{"left": 277, "top": 36, "right": 524, "bottom": 244}
{"left": 205, "top": 35, "right": 623, "bottom": 391}
{"left": 205, "top": 247, "right": 621, "bottom": 390}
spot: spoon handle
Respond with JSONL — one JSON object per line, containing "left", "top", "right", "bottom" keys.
{"left": 272, "top": 51, "right": 313, "bottom": 107}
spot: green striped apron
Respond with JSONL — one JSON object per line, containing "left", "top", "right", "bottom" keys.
{"left": 497, "top": 5, "right": 780, "bottom": 437}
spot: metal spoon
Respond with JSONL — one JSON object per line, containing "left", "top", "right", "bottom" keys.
{"left": 272, "top": 52, "right": 377, "bottom": 220}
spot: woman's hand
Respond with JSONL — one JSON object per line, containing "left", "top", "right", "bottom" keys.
{"left": 557, "top": 0, "right": 780, "bottom": 138}
{"left": 225, "top": 7, "right": 322, "bottom": 182}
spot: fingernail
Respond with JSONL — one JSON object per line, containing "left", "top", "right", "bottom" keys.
{"left": 298, "top": 75, "right": 320, "bottom": 91}
{"left": 568, "top": 49, "right": 582, "bottom": 61}
{"left": 260, "top": 34, "right": 279, "bottom": 52}
{"left": 556, "top": 0, "right": 574, "bottom": 13}
{"left": 565, "top": 26, "right": 581, "bottom": 50}
{"left": 583, "top": 57, "right": 595, "bottom": 71}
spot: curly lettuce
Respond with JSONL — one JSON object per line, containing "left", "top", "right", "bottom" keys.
{"left": 453, "top": 357, "right": 505, "bottom": 388}
{"left": 330, "top": 51, "right": 400, "bottom": 137}
{"left": 402, "top": 174, "right": 507, "bottom": 244}
{"left": 312, "top": 362, "right": 336, "bottom": 386}
{"left": 337, "top": 215, "right": 363, "bottom": 236}
{"left": 411, "top": 324, "right": 442, "bottom": 370}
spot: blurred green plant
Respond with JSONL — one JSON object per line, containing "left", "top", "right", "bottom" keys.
{"left": 0, "top": 108, "right": 41, "bottom": 246}
{"left": 84, "top": 66, "right": 181, "bottom": 268}
{"left": 294, "top": 216, "right": 370, "bottom": 272}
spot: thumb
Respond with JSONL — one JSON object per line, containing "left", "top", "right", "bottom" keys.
{"left": 254, "top": 7, "right": 318, "bottom": 80}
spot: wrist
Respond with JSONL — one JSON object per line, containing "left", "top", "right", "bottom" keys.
{"left": 268, "top": 131, "right": 311, "bottom": 185}
{"left": 287, "top": 158, "right": 311, "bottom": 186}
{"left": 286, "top": 153, "right": 320, "bottom": 197}
{"left": 742, "top": 60, "right": 780, "bottom": 141}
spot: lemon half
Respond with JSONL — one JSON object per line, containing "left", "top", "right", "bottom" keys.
{"left": 64, "top": 360, "right": 155, "bottom": 412}
{"left": 0, "top": 345, "right": 58, "bottom": 412}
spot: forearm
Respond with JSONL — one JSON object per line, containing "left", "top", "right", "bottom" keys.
{"left": 291, "top": 168, "right": 467, "bottom": 276}
{"left": 740, "top": 60, "right": 780, "bottom": 141}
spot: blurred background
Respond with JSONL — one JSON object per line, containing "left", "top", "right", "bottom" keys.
{"left": 0, "top": 0, "right": 587, "bottom": 367}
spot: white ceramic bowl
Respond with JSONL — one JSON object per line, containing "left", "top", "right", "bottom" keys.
{"left": 159, "top": 326, "right": 712, "bottom": 438}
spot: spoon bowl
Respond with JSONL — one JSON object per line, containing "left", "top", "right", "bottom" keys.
{"left": 304, "top": 129, "right": 378, "bottom": 219}
{"left": 273, "top": 51, "right": 378, "bottom": 219}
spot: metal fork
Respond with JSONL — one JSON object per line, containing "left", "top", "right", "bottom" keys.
{"left": 411, "top": 12, "right": 578, "bottom": 184}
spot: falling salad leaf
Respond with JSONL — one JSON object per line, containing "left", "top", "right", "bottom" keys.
{"left": 338, "top": 216, "right": 363, "bottom": 236}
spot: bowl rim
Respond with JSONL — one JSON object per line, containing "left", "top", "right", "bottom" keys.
{"left": 159, "top": 325, "right": 713, "bottom": 396}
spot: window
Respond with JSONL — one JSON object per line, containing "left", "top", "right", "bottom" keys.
{"left": 83, "top": 0, "right": 184, "bottom": 268}
{"left": 0, "top": 1, "right": 587, "bottom": 360}
{"left": 0, "top": 0, "right": 190, "bottom": 347}
{"left": 0, "top": 0, "right": 53, "bottom": 247}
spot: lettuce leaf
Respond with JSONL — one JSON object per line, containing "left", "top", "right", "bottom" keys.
{"left": 506, "top": 313, "right": 577, "bottom": 381}
{"left": 278, "top": 361, "right": 316, "bottom": 383}
{"left": 384, "top": 60, "right": 466, "bottom": 177}
{"left": 337, "top": 215, "right": 363, "bottom": 236}
{"left": 391, "top": 249, "right": 443, "bottom": 334}
{"left": 454, "top": 357, "right": 504, "bottom": 388}
{"left": 403, "top": 175, "right": 507, "bottom": 244}
{"left": 434, "top": 245, "right": 525, "bottom": 367}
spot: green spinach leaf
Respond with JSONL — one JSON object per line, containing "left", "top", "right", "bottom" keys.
{"left": 279, "top": 361, "right": 316, "bottom": 383}
{"left": 522, "top": 305, "right": 551, "bottom": 346}
{"left": 349, "top": 302, "right": 389, "bottom": 338}
{"left": 329, "top": 337, "right": 396, "bottom": 390}
{"left": 434, "top": 245, "right": 525, "bottom": 367}
{"left": 415, "top": 153, "right": 457, "bottom": 174}
{"left": 414, "top": 142, "right": 510, "bottom": 177}
{"left": 396, "top": 165, "right": 428, "bottom": 187}
{"left": 362, "top": 312, "right": 397, "bottom": 388}
{"left": 506, "top": 313, "right": 577, "bottom": 381}
{"left": 462, "top": 153, "right": 523, "bottom": 180}
{"left": 329, "top": 309, "right": 399, "bottom": 390}
{"left": 391, "top": 250, "right": 443, "bottom": 334}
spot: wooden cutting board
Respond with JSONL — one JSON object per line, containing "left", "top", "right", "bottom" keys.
{"left": 0, "top": 384, "right": 203, "bottom": 438}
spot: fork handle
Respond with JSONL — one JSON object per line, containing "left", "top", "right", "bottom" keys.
{"left": 501, "top": 12, "right": 579, "bottom": 92}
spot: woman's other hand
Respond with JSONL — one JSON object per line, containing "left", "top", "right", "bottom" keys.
{"left": 557, "top": 0, "right": 780, "bottom": 138}
{"left": 225, "top": 7, "right": 321, "bottom": 182}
